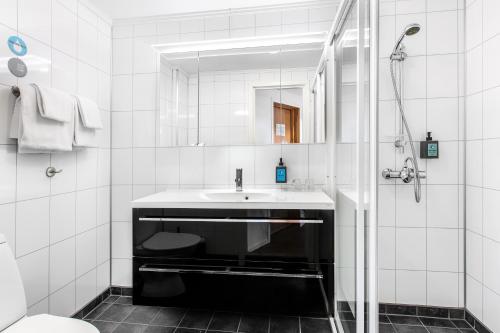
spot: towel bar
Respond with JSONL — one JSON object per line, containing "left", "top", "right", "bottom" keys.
{"left": 11, "top": 86, "right": 20, "bottom": 97}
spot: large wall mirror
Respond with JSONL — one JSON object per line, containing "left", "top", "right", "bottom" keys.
{"left": 155, "top": 33, "right": 328, "bottom": 146}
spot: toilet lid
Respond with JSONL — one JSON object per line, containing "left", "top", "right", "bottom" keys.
{"left": 3, "top": 314, "right": 98, "bottom": 333}
{"left": 142, "top": 232, "right": 201, "bottom": 251}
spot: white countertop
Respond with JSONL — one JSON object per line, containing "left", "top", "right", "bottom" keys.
{"left": 131, "top": 189, "right": 335, "bottom": 210}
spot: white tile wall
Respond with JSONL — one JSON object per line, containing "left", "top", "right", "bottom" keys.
{"left": 464, "top": 0, "right": 500, "bottom": 331}
{"left": 4, "top": 0, "right": 493, "bottom": 319}
{"left": 110, "top": 2, "right": 338, "bottom": 287}
{"left": 378, "top": 0, "right": 464, "bottom": 307}
{"left": 0, "top": 0, "right": 111, "bottom": 316}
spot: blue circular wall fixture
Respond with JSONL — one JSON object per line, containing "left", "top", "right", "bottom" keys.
{"left": 7, "top": 36, "right": 27, "bottom": 57}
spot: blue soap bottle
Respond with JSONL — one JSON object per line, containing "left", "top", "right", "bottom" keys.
{"left": 276, "top": 158, "right": 287, "bottom": 183}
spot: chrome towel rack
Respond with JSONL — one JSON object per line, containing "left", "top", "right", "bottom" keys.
{"left": 11, "top": 86, "right": 20, "bottom": 97}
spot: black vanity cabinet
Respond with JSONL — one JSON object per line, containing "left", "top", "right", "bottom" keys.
{"left": 132, "top": 208, "right": 334, "bottom": 316}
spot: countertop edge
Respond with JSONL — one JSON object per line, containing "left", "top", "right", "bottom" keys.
{"left": 131, "top": 202, "right": 335, "bottom": 210}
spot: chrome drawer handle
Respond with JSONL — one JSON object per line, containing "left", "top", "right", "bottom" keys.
{"left": 138, "top": 266, "right": 323, "bottom": 279}
{"left": 138, "top": 217, "right": 322, "bottom": 224}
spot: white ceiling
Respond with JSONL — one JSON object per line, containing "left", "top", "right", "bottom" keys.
{"left": 88, "top": 0, "right": 317, "bottom": 20}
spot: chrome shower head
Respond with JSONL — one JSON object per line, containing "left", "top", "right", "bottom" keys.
{"left": 391, "top": 23, "right": 421, "bottom": 57}
{"left": 404, "top": 23, "right": 421, "bottom": 36}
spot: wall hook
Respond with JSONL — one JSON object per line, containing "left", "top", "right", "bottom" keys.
{"left": 46, "top": 166, "right": 63, "bottom": 178}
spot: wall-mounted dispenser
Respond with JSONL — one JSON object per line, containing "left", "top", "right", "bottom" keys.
{"left": 276, "top": 158, "right": 287, "bottom": 183}
{"left": 420, "top": 132, "right": 439, "bottom": 159}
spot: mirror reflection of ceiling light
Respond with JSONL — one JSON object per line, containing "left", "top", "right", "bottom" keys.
{"left": 153, "top": 32, "right": 328, "bottom": 54}
{"left": 162, "top": 46, "right": 323, "bottom": 61}
{"left": 233, "top": 109, "right": 248, "bottom": 116}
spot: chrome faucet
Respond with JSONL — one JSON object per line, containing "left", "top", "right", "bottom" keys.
{"left": 235, "top": 168, "right": 243, "bottom": 192}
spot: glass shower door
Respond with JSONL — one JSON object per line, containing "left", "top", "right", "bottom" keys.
{"left": 334, "top": 0, "right": 376, "bottom": 332}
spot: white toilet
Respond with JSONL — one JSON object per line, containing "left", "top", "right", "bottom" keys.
{"left": 0, "top": 234, "right": 99, "bottom": 333}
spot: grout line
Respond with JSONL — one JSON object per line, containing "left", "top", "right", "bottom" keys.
{"left": 236, "top": 313, "right": 243, "bottom": 333}
{"left": 174, "top": 309, "right": 189, "bottom": 332}
{"left": 204, "top": 311, "right": 216, "bottom": 333}
{"left": 74, "top": 0, "right": 81, "bottom": 313}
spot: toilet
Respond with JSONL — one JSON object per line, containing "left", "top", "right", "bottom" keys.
{"left": 0, "top": 234, "right": 99, "bottom": 333}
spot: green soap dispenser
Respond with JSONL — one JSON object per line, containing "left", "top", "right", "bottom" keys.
{"left": 420, "top": 132, "right": 439, "bottom": 159}
{"left": 275, "top": 158, "right": 287, "bottom": 183}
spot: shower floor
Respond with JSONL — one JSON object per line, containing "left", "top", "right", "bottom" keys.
{"left": 340, "top": 314, "right": 477, "bottom": 333}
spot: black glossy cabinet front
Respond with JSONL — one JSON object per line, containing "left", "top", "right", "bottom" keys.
{"left": 132, "top": 208, "right": 334, "bottom": 316}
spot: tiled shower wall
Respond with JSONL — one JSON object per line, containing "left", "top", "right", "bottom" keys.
{"left": 377, "top": 0, "right": 465, "bottom": 307}
{"left": 464, "top": 0, "right": 500, "bottom": 331}
{"left": 110, "top": 0, "right": 338, "bottom": 287}
{"left": 0, "top": 0, "right": 111, "bottom": 317}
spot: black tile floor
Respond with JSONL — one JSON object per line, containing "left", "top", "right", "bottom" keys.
{"left": 340, "top": 314, "right": 478, "bottom": 333}
{"left": 84, "top": 296, "right": 333, "bottom": 333}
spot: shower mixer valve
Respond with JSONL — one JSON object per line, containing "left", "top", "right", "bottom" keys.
{"left": 382, "top": 158, "right": 426, "bottom": 183}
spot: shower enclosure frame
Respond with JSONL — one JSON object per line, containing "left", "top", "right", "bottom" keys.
{"left": 329, "top": 0, "right": 378, "bottom": 332}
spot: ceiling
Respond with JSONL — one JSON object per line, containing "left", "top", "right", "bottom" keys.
{"left": 88, "top": 0, "right": 318, "bottom": 20}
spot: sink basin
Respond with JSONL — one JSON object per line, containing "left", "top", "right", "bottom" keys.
{"left": 131, "top": 189, "right": 335, "bottom": 210}
{"left": 201, "top": 191, "right": 273, "bottom": 201}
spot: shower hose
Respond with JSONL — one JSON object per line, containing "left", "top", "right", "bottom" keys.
{"left": 389, "top": 59, "right": 422, "bottom": 203}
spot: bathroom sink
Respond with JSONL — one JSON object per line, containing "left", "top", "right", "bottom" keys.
{"left": 131, "top": 189, "right": 335, "bottom": 210}
{"left": 201, "top": 190, "right": 273, "bottom": 201}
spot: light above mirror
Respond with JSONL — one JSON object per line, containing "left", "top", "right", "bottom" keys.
{"left": 152, "top": 32, "right": 328, "bottom": 55}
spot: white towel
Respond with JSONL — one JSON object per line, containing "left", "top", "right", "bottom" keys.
{"left": 75, "top": 96, "right": 102, "bottom": 129}
{"left": 31, "top": 84, "right": 74, "bottom": 122}
{"left": 9, "top": 96, "right": 21, "bottom": 139}
{"left": 11, "top": 85, "right": 74, "bottom": 153}
{"left": 73, "top": 107, "right": 98, "bottom": 148}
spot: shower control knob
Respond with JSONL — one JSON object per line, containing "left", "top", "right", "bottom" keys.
{"left": 400, "top": 167, "right": 413, "bottom": 183}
